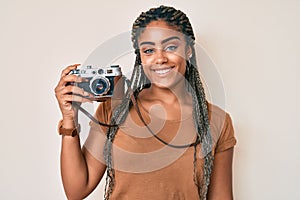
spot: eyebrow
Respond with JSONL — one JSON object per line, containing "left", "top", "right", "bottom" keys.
{"left": 139, "top": 36, "right": 181, "bottom": 46}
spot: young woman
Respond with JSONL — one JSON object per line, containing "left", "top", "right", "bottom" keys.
{"left": 55, "top": 5, "right": 237, "bottom": 200}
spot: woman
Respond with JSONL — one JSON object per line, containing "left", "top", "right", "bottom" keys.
{"left": 55, "top": 5, "right": 237, "bottom": 200}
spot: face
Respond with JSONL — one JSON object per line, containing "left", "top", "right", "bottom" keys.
{"left": 138, "top": 20, "right": 192, "bottom": 89}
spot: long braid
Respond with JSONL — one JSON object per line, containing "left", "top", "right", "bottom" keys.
{"left": 104, "top": 5, "right": 213, "bottom": 200}
{"left": 103, "top": 46, "right": 151, "bottom": 200}
{"left": 186, "top": 58, "right": 214, "bottom": 199}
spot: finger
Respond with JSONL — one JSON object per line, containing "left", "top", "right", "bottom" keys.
{"left": 56, "top": 75, "right": 88, "bottom": 91}
{"left": 55, "top": 64, "right": 81, "bottom": 92}
{"left": 82, "top": 97, "right": 93, "bottom": 103}
{"left": 60, "top": 85, "right": 94, "bottom": 97}
{"left": 63, "top": 94, "right": 93, "bottom": 104}
{"left": 61, "top": 64, "right": 81, "bottom": 78}
{"left": 61, "top": 74, "right": 87, "bottom": 84}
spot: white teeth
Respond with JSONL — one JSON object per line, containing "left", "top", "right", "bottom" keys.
{"left": 154, "top": 68, "right": 172, "bottom": 75}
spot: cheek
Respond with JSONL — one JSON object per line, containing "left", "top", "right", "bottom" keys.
{"left": 168, "top": 54, "right": 188, "bottom": 73}
{"left": 168, "top": 53, "right": 186, "bottom": 63}
{"left": 140, "top": 53, "right": 187, "bottom": 66}
{"left": 140, "top": 55, "right": 155, "bottom": 66}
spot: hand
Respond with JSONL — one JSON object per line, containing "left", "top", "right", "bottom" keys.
{"left": 54, "top": 64, "right": 93, "bottom": 125}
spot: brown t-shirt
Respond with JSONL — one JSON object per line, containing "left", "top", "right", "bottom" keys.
{"left": 84, "top": 100, "right": 237, "bottom": 200}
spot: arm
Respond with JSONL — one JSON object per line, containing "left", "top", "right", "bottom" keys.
{"left": 60, "top": 133, "right": 106, "bottom": 200}
{"left": 55, "top": 64, "right": 106, "bottom": 199}
{"left": 207, "top": 147, "right": 234, "bottom": 200}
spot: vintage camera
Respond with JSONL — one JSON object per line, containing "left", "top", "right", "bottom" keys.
{"left": 71, "top": 65, "right": 122, "bottom": 100}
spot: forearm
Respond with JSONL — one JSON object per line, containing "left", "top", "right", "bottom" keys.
{"left": 207, "top": 148, "right": 234, "bottom": 200}
{"left": 61, "top": 134, "right": 91, "bottom": 200}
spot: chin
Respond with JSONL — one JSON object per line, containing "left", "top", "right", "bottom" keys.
{"left": 151, "top": 82, "right": 172, "bottom": 89}
{"left": 150, "top": 77, "right": 185, "bottom": 90}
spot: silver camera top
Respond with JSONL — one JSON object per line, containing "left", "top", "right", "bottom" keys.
{"left": 71, "top": 65, "right": 122, "bottom": 77}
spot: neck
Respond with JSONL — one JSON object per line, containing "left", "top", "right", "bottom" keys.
{"left": 141, "top": 79, "right": 190, "bottom": 105}
{"left": 137, "top": 80, "right": 193, "bottom": 121}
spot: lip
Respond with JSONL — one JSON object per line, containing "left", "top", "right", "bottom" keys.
{"left": 151, "top": 66, "right": 175, "bottom": 76}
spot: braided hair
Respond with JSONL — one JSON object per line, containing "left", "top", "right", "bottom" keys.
{"left": 103, "top": 5, "right": 214, "bottom": 200}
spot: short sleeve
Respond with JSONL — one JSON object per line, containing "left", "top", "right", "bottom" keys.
{"left": 207, "top": 102, "right": 237, "bottom": 154}
{"left": 214, "top": 113, "right": 237, "bottom": 153}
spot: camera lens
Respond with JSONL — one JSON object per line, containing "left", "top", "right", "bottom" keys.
{"left": 98, "top": 69, "right": 104, "bottom": 75}
{"left": 90, "top": 77, "right": 110, "bottom": 95}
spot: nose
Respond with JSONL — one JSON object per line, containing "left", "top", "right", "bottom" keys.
{"left": 155, "top": 49, "right": 167, "bottom": 64}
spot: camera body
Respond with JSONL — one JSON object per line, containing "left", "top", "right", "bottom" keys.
{"left": 71, "top": 65, "right": 122, "bottom": 100}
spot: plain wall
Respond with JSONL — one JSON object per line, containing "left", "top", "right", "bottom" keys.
{"left": 1, "top": 0, "right": 299, "bottom": 199}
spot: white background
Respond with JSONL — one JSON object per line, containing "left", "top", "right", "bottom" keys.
{"left": 1, "top": 0, "right": 300, "bottom": 199}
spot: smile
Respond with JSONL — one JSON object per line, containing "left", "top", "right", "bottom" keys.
{"left": 153, "top": 67, "right": 174, "bottom": 75}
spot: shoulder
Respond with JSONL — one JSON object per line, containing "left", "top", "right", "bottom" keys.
{"left": 207, "top": 102, "right": 237, "bottom": 153}
{"left": 207, "top": 102, "right": 232, "bottom": 131}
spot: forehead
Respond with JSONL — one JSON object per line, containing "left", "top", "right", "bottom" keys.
{"left": 138, "top": 20, "right": 185, "bottom": 44}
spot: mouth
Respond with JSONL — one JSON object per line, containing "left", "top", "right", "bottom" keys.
{"left": 152, "top": 66, "right": 174, "bottom": 75}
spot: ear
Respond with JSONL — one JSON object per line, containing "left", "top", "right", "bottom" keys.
{"left": 185, "top": 45, "right": 192, "bottom": 59}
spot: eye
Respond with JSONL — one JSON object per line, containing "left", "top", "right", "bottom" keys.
{"left": 143, "top": 48, "right": 154, "bottom": 54}
{"left": 165, "top": 45, "right": 178, "bottom": 52}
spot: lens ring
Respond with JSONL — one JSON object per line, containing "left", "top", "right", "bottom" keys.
{"left": 90, "top": 76, "right": 110, "bottom": 95}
